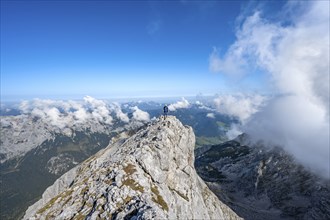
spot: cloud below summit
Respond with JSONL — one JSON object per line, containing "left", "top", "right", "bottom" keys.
{"left": 210, "top": 1, "right": 330, "bottom": 178}
{"left": 19, "top": 96, "right": 131, "bottom": 130}
{"left": 131, "top": 106, "right": 150, "bottom": 122}
{"left": 168, "top": 98, "right": 190, "bottom": 111}
{"left": 213, "top": 94, "right": 265, "bottom": 123}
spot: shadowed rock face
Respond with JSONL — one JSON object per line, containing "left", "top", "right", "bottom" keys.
{"left": 24, "top": 116, "right": 242, "bottom": 220}
{"left": 195, "top": 136, "right": 330, "bottom": 220}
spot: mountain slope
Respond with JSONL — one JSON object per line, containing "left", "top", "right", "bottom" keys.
{"left": 24, "top": 116, "right": 241, "bottom": 219}
{"left": 195, "top": 135, "right": 330, "bottom": 220}
{"left": 0, "top": 114, "right": 121, "bottom": 220}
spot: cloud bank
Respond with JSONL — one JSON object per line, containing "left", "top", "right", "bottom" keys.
{"left": 131, "top": 106, "right": 150, "bottom": 122}
{"left": 213, "top": 94, "right": 266, "bottom": 123}
{"left": 168, "top": 98, "right": 190, "bottom": 111}
{"left": 210, "top": 1, "right": 329, "bottom": 178}
{"left": 111, "top": 102, "right": 130, "bottom": 123}
{"left": 206, "top": 113, "right": 215, "bottom": 119}
{"left": 19, "top": 96, "right": 130, "bottom": 130}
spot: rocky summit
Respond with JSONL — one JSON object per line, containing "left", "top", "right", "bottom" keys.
{"left": 23, "top": 116, "right": 242, "bottom": 220}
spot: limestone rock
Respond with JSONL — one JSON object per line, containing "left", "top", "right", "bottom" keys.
{"left": 24, "top": 116, "right": 242, "bottom": 220}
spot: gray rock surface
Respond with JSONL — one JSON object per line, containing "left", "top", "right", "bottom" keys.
{"left": 23, "top": 116, "right": 242, "bottom": 220}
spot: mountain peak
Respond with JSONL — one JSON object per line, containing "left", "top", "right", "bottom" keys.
{"left": 24, "top": 116, "right": 241, "bottom": 219}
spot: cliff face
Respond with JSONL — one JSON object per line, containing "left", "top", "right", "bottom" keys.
{"left": 24, "top": 116, "right": 242, "bottom": 220}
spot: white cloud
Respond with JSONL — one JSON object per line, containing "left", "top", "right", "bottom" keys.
{"left": 195, "top": 100, "right": 214, "bottom": 111}
{"left": 209, "top": 47, "right": 247, "bottom": 79}
{"left": 27, "top": 101, "right": 75, "bottom": 130}
{"left": 206, "top": 113, "right": 215, "bottom": 118}
{"left": 168, "top": 97, "right": 190, "bottom": 111}
{"left": 245, "top": 95, "right": 329, "bottom": 178}
{"left": 211, "top": 1, "right": 329, "bottom": 178}
{"left": 17, "top": 96, "right": 132, "bottom": 130}
{"left": 226, "top": 124, "right": 243, "bottom": 140}
{"left": 84, "top": 96, "right": 113, "bottom": 125}
{"left": 45, "top": 107, "right": 64, "bottom": 128}
{"left": 31, "top": 108, "right": 47, "bottom": 119}
{"left": 111, "top": 102, "right": 129, "bottom": 123}
{"left": 19, "top": 100, "right": 30, "bottom": 113}
{"left": 73, "top": 108, "right": 88, "bottom": 122}
{"left": 83, "top": 96, "right": 104, "bottom": 107}
{"left": 213, "top": 94, "right": 266, "bottom": 123}
{"left": 131, "top": 106, "right": 150, "bottom": 122}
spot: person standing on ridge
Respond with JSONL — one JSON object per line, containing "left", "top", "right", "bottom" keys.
{"left": 163, "top": 105, "right": 169, "bottom": 119}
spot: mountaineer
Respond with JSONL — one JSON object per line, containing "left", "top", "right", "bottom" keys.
{"left": 163, "top": 105, "right": 169, "bottom": 119}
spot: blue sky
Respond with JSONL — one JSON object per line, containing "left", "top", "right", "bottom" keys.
{"left": 1, "top": 0, "right": 286, "bottom": 101}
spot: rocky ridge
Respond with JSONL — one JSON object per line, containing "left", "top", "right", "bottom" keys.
{"left": 24, "top": 116, "right": 242, "bottom": 219}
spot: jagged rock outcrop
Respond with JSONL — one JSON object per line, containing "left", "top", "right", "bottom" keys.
{"left": 23, "top": 116, "right": 242, "bottom": 220}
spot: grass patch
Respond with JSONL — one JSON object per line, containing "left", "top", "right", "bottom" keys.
{"left": 122, "top": 178, "right": 144, "bottom": 193}
{"left": 73, "top": 213, "right": 87, "bottom": 220}
{"left": 123, "top": 163, "right": 136, "bottom": 175}
{"left": 216, "top": 121, "right": 228, "bottom": 128}
{"left": 80, "top": 186, "right": 89, "bottom": 196}
{"left": 196, "top": 136, "right": 225, "bottom": 148}
{"left": 36, "top": 189, "right": 73, "bottom": 215}
{"left": 151, "top": 185, "right": 169, "bottom": 212}
{"left": 56, "top": 137, "right": 89, "bottom": 154}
